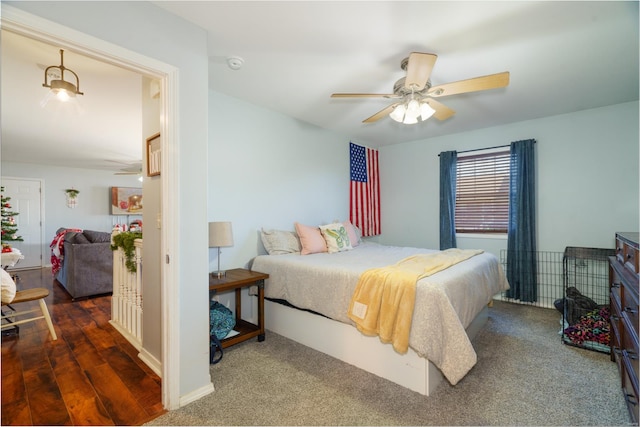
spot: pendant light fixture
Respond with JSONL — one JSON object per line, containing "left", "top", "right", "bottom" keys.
{"left": 42, "top": 49, "right": 84, "bottom": 102}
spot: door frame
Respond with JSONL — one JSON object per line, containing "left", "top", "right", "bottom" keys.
{"left": 1, "top": 6, "right": 181, "bottom": 409}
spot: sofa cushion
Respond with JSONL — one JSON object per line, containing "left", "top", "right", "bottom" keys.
{"left": 68, "top": 232, "right": 90, "bottom": 244}
{"left": 83, "top": 230, "right": 111, "bottom": 243}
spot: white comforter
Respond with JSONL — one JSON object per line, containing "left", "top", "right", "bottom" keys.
{"left": 251, "top": 242, "right": 510, "bottom": 384}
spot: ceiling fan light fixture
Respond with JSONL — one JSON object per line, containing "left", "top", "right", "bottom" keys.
{"left": 389, "top": 97, "right": 433, "bottom": 125}
{"left": 389, "top": 104, "right": 406, "bottom": 122}
{"left": 406, "top": 99, "right": 420, "bottom": 116}
{"left": 402, "top": 99, "right": 421, "bottom": 124}
{"left": 402, "top": 113, "right": 419, "bottom": 125}
{"left": 420, "top": 102, "right": 436, "bottom": 121}
{"left": 42, "top": 49, "right": 84, "bottom": 101}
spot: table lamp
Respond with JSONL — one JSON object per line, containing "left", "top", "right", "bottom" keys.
{"left": 209, "top": 221, "right": 234, "bottom": 278}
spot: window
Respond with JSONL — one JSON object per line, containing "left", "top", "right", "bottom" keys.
{"left": 455, "top": 150, "right": 510, "bottom": 233}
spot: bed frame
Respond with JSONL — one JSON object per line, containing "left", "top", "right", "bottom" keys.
{"left": 264, "top": 299, "right": 489, "bottom": 396}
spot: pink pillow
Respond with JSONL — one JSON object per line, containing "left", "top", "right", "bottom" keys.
{"left": 294, "top": 222, "right": 327, "bottom": 255}
{"left": 343, "top": 220, "right": 360, "bottom": 247}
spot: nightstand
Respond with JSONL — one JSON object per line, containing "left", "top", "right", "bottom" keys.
{"left": 209, "top": 268, "right": 269, "bottom": 348}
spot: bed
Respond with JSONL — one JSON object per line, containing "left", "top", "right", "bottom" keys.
{"left": 251, "top": 235, "right": 509, "bottom": 395}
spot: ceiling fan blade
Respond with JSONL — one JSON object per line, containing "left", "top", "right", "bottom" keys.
{"left": 331, "top": 93, "right": 398, "bottom": 98}
{"left": 428, "top": 71, "right": 509, "bottom": 97}
{"left": 404, "top": 52, "right": 437, "bottom": 91}
{"left": 425, "top": 98, "right": 455, "bottom": 121}
{"left": 362, "top": 103, "right": 398, "bottom": 123}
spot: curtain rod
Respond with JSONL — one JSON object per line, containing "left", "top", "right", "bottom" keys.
{"left": 438, "top": 140, "right": 536, "bottom": 157}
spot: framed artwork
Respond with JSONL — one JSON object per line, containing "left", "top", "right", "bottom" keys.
{"left": 111, "top": 187, "right": 143, "bottom": 215}
{"left": 147, "top": 132, "right": 161, "bottom": 177}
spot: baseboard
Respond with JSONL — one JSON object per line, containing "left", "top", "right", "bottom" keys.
{"left": 179, "top": 382, "right": 215, "bottom": 407}
{"left": 109, "top": 320, "right": 142, "bottom": 350}
{"left": 138, "top": 347, "right": 162, "bottom": 378}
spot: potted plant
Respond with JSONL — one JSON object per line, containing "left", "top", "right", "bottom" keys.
{"left": 64, "top": 188, "right": 80, "bottom": 198}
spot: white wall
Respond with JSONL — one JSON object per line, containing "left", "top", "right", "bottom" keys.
{"left": 379, "top": 101, "right": 639, "bottom": 257}
{"left": 208, "top": 90, "right": 357, "bottom": 271}
{"left": 1, "top": 162, "right": 141, "bottom": 248}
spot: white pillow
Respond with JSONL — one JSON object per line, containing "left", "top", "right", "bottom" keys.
{"left": 260, "top": 228, "right": 301, "bottom": 255}
{"left": 319, "top": 222, "right": 353, "bottom": 253}
{"left": 1, "top": 269, "right": 16, "bottom": 304}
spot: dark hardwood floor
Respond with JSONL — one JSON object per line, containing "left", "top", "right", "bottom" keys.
{"left": 1, "top": 267, "right": 165, "bottom": 426}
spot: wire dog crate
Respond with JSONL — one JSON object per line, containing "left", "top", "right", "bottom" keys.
{"left": 560, "top": 246, "right": 615, "bottom": 353}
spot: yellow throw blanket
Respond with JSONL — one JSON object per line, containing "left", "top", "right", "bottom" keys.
{"left": 347, "top": 248, "right": 484, "bottom": 354}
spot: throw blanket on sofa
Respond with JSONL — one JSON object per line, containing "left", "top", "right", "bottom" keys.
{"left": 50, "top": 228, "right": 81, "bottom": 275}
{"left": 348, "top": 249, "right": 484, "bottom": 354}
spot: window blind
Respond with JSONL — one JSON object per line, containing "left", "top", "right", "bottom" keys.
{"left": 455, "top": 150, "right": 510, "bottom": 233}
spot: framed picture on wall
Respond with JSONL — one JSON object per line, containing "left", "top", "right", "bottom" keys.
{"left": 111, "top": 187, "right": 143, "bottom": 215}
{"left": 147, "top": 132, "right": 161, "bottom": 177}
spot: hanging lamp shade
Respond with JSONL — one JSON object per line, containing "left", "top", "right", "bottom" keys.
{"left": 42, "top": 49, "right": 84, "bottom": 101}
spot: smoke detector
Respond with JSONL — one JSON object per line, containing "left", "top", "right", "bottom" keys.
{"left": 226, "top": 56, "right": 244, "bottom": 70}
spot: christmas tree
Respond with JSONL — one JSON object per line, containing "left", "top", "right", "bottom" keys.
{"left": 1, "top": 186, "right": 23, "bottom": 253}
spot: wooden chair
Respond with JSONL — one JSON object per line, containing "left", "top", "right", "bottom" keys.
{"left": 1, "top": 288, "right": 57, "bottom": 340}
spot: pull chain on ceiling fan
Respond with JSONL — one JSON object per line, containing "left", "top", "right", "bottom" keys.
{"left": 331, "top": 52, "right": 509, "bottom": 125}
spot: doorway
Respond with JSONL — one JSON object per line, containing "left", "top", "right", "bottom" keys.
{"left": 1, "top": 178, "right": 43, "bottom": 269}
{"left": 1, "top": 5, "right": 182, "bottom": 410}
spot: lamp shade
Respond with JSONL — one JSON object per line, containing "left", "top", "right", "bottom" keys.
{"left": 209, "top": 222, "right": 234, "bottom": 247}
{"left": 389, "top": 104, "right": 406, "bottom": 123}
{"left": 420, "top": 102, "right": 436, "bottom": 121}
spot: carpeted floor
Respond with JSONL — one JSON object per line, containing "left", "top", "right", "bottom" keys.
{"left": 146, "top": 301, "right": 632, "bottom": 426}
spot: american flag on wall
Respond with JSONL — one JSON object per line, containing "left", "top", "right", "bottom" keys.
{"left": 349, "top": 142, "right": 380, "bottom": 236}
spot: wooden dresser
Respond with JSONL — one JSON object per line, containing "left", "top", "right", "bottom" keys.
{"left": 610, "top": 232, "right": 639, "bottom": 425}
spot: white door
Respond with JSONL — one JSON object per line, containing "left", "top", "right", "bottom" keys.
{"left": 1, "top": 178, "right": 43, "bottom": 269}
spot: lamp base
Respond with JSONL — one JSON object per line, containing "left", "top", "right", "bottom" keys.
{"left": 213, "top": 270, "right": 226, "bottom": 278}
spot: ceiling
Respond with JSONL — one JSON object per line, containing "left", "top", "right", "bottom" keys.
{"left": 1, "top": 30, "right": 146, "bottom": 172}
{"left": 159, "top": 1, "right": 638, "bottom": 145}
{"left": 2, "top": 1, "right": 638, "bottom": 171}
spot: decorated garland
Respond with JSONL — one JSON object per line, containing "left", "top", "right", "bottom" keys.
{"left": 110, "top": 231, "right": 143, "bottom": 273}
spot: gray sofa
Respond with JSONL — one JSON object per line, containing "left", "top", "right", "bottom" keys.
{"left": 54, "top": 228, "right": 113, "bottom": 300}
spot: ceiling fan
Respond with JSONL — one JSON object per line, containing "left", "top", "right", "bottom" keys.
{"left": 115, "top": 167, "right": 142, "bottom": 176}
{"left": 331, "top": 52, "right": 509, "bottom": 124}
{"left": 109, "top": 160, "right": 143, "bottom": 176}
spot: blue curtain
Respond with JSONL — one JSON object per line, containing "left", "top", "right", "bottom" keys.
{"left": 439, "top": 151, "right": 457, "bottom": 250}
{"left": 506, "top": 139, "right": 537, "bottom": 302}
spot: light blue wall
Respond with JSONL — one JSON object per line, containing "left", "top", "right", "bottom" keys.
{"left": 1, "top": 162, "right": 142, "bottom": 248}
{"left": 379, "top": 101, "right": 639, "bottom": 257}
{"left": 207, "top": 96, "right": 639, "bottom": 266}
{"left": 208, "top": 90, "right": 359, "bottom": 271}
